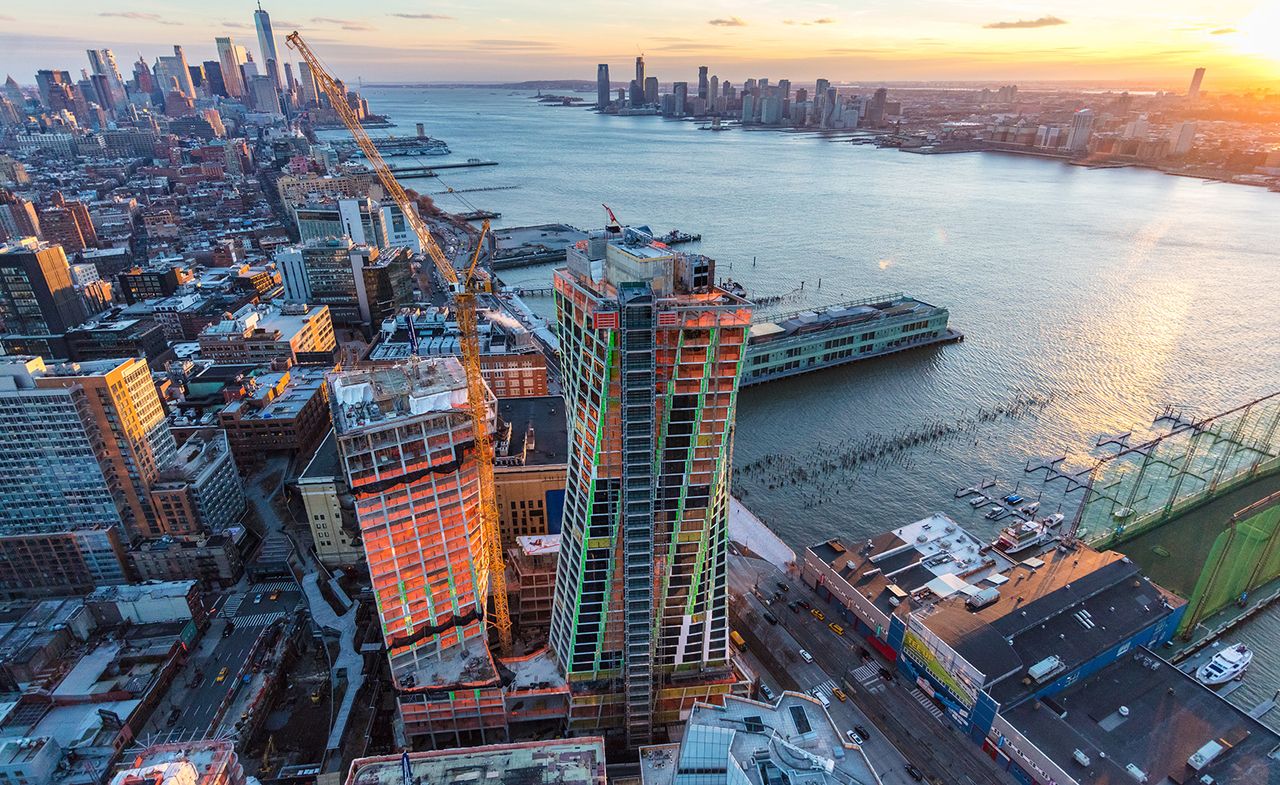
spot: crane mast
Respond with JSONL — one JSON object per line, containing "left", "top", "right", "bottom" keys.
{"left": 285, "top": 31, "right": 512, "bottom": 654}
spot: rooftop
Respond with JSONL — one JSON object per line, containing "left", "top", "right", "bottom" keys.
{"left": 328, "top": 357, "right": 476, "bottom": 437}
{"left": 516, "top": 534, "right": 561, "bottom": 557}
{"left": 199, "top": 302, "right": 325, "bottom": 342}
{"left": 640, "top": 692, "right": 881, "bottom": 785}
{"left": 918, "top": 546, "right": 1183, "bottom": 705}
{"left": 345, "top": 739, "right": 606, "bottom": 785}
{"left": 86, "top": 581, "right": 196, "bottom": 605}
{"left": 1005, "top": 647, "right": 1280, "bottom": 785}
{"left": 496, "top": 396, "right": 568, "bottom": 467}
{"left": 220, "top": 367, "right": 326, "bottom": 421}
{"left": 808, "top": 513, "right": 1013, "bottom": 620}
{"left": 299, "top": 429, "right": 342, "bottom": 482}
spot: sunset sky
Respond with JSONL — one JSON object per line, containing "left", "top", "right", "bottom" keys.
{"left": 2, "top": 0, "right": 1279, "bottom": 88}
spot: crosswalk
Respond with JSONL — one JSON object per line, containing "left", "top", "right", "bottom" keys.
{"left": 231, "top": 611, "right": 286, "bottom": 628}
{"left": 221, "top": 594, "right": 245, "bottom": 618}
{"left": 911, "top": 687, "right": 945, "bottom": 721}
{"left": 812, "top": 678, "right": 838, "bottom": 695}
{"left": 851, "top": 662, "right": 886, "bottom": 694}
{"left": 249, "top": 580, "right": 299, "bottom": 593}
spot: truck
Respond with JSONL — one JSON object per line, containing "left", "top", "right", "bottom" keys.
{"left": 730, "top": 630, "right": 746, "bottom": 650}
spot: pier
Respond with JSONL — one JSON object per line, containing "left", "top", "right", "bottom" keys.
{"left": 374, "top": 160, "right": 499, "bottom": 177}
{"left": 457, "top": 210, "right": 501, "bottom": 221}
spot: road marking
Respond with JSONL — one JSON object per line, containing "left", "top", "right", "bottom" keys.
{"left": 221, "top": 595, "right": 245, "bottom": 617}
{"left": 813, "top": 678, "right": 837, "bottom": 694}
{"left": 250, "top": 580, "right": 299, "bottom": 592}
{"left": 232, "top": 611, "right": 286, "bottom": 627}
{"left": 911, "top": 687, "right": 945, "bottom": 721}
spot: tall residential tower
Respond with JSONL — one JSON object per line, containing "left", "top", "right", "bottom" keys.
{"left": 549, "top": 220, "right": 752, "bottom": 748}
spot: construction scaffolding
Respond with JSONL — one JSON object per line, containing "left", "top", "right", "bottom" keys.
{"left": 1075, "top": 391, "right": 1280, "bottom": 549}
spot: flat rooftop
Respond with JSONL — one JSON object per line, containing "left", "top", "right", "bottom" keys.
{"left": 1005, "top": 647, "right": 1280, "bottom": 785}
{"left": 640, "top": 692, "right": 880, "bottom": 785}
{"left": 345, "top": 738, "right": 606, "bottom": 785}
{"left": 808, "top": 513, "right": 1013, "bottom": 619}
{"left": 751, "top": 294, "right": 946, "bottom": 338}
{"left": 497, "top": 396, "right": 568, "bottom": 466}
{"left": 920, "top": 547, "right": 1184, "bottom": 705}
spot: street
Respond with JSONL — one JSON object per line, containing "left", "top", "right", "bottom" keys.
{"left": 728, "top": 550, "right": 1017, "bottom": 785}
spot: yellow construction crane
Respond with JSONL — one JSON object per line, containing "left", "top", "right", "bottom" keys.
{"left": 285, "top": 31, "right": 512, "bottom": 654}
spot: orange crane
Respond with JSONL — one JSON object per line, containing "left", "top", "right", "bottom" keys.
{"left": 285, "top": 31, "right": 512, "bottom": 655}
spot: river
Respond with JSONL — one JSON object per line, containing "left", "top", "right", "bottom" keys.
{"left": 320, "top": 86, "right": 1280, "bottom": 722}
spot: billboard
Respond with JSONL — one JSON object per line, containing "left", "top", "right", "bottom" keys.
{"left": 900, "top": 612, "right": 984, "bottom": 710}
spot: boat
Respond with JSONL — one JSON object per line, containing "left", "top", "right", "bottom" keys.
{"left": 968, "top": 494, "right": 988, "bottom": 507}
{"left": 1043, "top": 512, "right": 1065, "bottom": 528}
{"left": 985, "top": 505, "right": 1009, "bottom": 521}
{"left": 1003, "top": 494, "right": 1024, "bottom": 505}
{"left": 1114, "top": 507, "right": 1135, "bottom": 520}
{"left": 995, "top": 519, "right": 1058, "bottom": 554}
{"left": 1195, "top": 644, "right": 1252, "bottom": 686}
{"left": 1019, "top": 501, "right": 1041, "bottom": 515}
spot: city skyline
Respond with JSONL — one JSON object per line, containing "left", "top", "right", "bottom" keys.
{"left": 1, "top": 1, "right": 1279, "bottom": 88}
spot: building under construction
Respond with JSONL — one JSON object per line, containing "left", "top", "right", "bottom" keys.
{"left": 548, "top": 221, "right": 753, "bottom": 749}
{"left": 328, "top": 359, "right": 570, "bottom": 749}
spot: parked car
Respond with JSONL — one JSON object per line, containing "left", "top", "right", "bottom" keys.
{"left": 798, "top": 648, "right": 813, "bottom": 663}
{"left": 776, "top": 581, "right": 789, "bottom": 592}
{"left": 760, "top": 684, "right": 776, "bottom": 701}
{"left": 854, "top": 724, "right": 871, "bottom": 740}
{"left": 763, "top": 611, "right": 779, "bottom": 625}
{"left": 846, "top": 729, "right": 864, "bottom": 744}
{"left": 905, "top": 765, "right": 924, "bottom": 782}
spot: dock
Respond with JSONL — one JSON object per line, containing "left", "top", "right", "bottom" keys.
{"left": 955, "top": 479, "right": 996, "bottom": 498}
{"left": 458, "top": 210, "right": 501, "bottom": 221}
{"left": 1249, "top": 690, "right": 1280, "bottom": 719}
{"left": 376, "top": 160, "right": 499, "bottom": 177}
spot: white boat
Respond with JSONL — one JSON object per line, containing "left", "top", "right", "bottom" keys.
{"left": 969, "top": 494, "right": 988, "bottom": 507}
{"left": 1019, "top": 501, "right": 1040, "bottom": 515}
{"left": 985, "top": 505, "right": 1009, "bottom": 521}
{"left": 1196, "top": 643, "right": 1252, "bottom": 686}
{"left": 1114, "top": 506, "right": 1135, "bottom": 520}
{"left": 1043, "top": 512, "right": 1065, "bottom": 528}
{"left": 995, "top": 519, "right": 1057, "bottom": 554}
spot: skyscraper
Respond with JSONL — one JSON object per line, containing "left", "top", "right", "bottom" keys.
{"left": 254, "top": 2, "right": 284, "bottom": 91}
{"left": 298, "top": 61, "right": 320, "bottom": 106}
{"left": 1188, "top": 67, "right": 1206, "bottom": 99}
{"left": 0, "top": 356, "right": 130, "bottom": 595}
{"left": 34, "top": 357, "right": 178, "bottom": 541}
{"left": 85, "top": 49, "right": 126, "bottom": 109}
{"left": 672, "top": 82, "right": 687, "bottom": 116}
{"left": 1066, "top": 107, "right": 1095, "bottom": 152}
{"left": 0, "top": 238, "right": 88, "bottom": 334}
{"left": 328, "top": 358, "right": 501, "bottom": 744}
{"left": 644, "top": 76, "right": 659, "bottom": 106}
{"left": 0, "top": 190, "right": 40, "bottom": 243}
{"left": 697, "top": 66, "right": 709, "bottom": 101}
{"left": 596, "top": 64, "right": 610, "bottom": 109}
{"left": 216, "top": 37, "right": 247, "bottom": 98}
{"left": 635, "top": 55, "right": 645, "bottom": 89}
{"left": 549, "top": 222, "right": 753, "bottom": 747}
{"left": 156, "top": 46, "right": 197, "bottom": 100}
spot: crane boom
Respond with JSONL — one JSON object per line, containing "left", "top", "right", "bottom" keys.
{"left": 286, "top": 31, "right": 512, "bottom": 655}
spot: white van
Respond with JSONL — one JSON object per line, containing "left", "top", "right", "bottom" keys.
{"left": 798, "top": 649, "right": 814, "bottom": 663}
{"left": 811, "top": 688, "right": 830, "bottom": 707}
